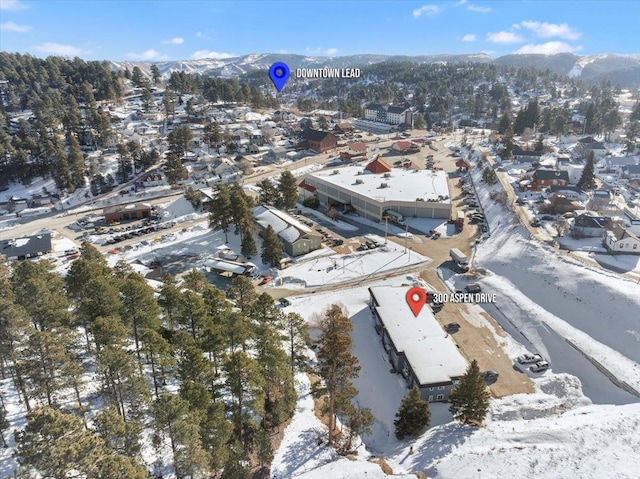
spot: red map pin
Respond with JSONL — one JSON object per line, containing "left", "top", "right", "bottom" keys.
{"left": 406, "top": 287, "right": 426, "bottom": 317}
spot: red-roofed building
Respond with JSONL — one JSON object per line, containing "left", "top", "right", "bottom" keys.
{"left": 364, "top": 157, "right": 392, "bottom": 174}
{"left": 455, "top": 159, "right": 472, "bottom": 171}
{"left": 340, "top": 141, "right": 369, "bottom": 160}
{"left": 298, "top": 179, "right": 317, "bottom": 199}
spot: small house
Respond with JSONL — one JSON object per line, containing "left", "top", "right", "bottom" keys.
{"left": 603, "top": 225, "right": 640, "bottom": 254}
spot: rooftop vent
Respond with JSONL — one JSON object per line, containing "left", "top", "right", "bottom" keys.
{"left": 332, "top": 170, "right": 340, "bottom": 175}
{"left": 380, "top": 182, "right": 389, "bottom": 188}
{"left": 355, "top": 179, "right": 364, "bottom": 185}
{"left": 383, "top": 173, "right": 391, "bottom": 178}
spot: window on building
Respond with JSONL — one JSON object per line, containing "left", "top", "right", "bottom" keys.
{"left": 620, "top": 243, "right": 624, "bottom": 248}
{"left": 437, "top": 386, "right": 445, "bottom": 390}
{"left": 428, "top": 395, "right": 433, "bottom": 401}
{"left": 634, "top": 244, "right": 638, "bottom": 249}
{"left": 429, "top": 387, "right": 434, "bottom": 391}
{"left": 437, "top": 394, "right": 444, "bottom": 400}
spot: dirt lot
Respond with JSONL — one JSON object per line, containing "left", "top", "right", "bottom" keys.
{"left": 387, "top": 136, "right": 534, "bottom": 397}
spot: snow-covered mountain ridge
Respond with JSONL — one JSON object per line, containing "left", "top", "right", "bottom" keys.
{"left": 109, "top": 52, "right": 640, "bottom": 87}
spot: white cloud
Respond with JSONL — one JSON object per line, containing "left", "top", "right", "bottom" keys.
{"left": 126, "top": 49, "right": 169, "bottom": 61}
{"left": 413, "top": 5, "right": 439, "bottom": 17}
{"left": 455, "top": 0, "right": 468, "bottom": 5}
{"left": 326, "top": 48, "right": 338, "bottom": 55}
{"left": 462, "top": 34, "right": 477, "bottom": 42}
{"left": 34, "top": 42, "right": 87, "bottom": 56}
{"left": 162, "top": 37, "right": 184, "bottom": 45}
{"left": 515, "top": 41, "right": 581, "bottom": 55}
{"left": 191, "top": 50, "right": 233, "bottom": 60}
{"left": 520, "top": 21, "right": 582, "bottom": 40}
{"left": 486, "top": 31, "right": 524, "bottom": 44}
{"left": 467, "top": 4, "right": 491, "bottom": 13}
{"left": 277, "top": 49, "right": 288, "bottom": 54}
{"left": 196, "top": 32, "right": 202, "bottom": 38}
{"left": 0, "top": 20, "right": 30, "bottom": 32}
{"left": 0, "top": 0, "right": 29, "bottom": 11}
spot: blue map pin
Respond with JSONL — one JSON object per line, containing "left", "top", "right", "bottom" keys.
{"left": 269, "top": 62, "right": 290, "bottom": 92}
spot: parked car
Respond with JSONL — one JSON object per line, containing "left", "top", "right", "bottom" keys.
{"left": 445, "top": 322, "right": 460, "bottom": 333}
{"left": 517, "top": 353, "right": 543, "bottom": 365}
{"left": 480, "top": 224, "right": 488, "bottom": 233}
{"left": 530, "top": 360, "right": 550, "bottom": 373}
{"left": 466, "top": 283, "right": 482, "bottom": 293}
{"left": 481, "top": 370, "right": 499, "bottom": 380}
{"left": 279, "top": 298, "right": 291, "bottom": 307}
{"left": 259, "top": 275, "right": 273, "bottom": 286}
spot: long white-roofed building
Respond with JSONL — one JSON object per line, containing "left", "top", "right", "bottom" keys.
{"left": 304, "top": 157, "right": 452, "bottom": 221}
{"left": 368, "top": 286, "right": 468, "bottom": 402}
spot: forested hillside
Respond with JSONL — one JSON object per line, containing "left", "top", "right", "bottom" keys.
{"left": 0, "top": 244, "right": 309, "bottom": 478}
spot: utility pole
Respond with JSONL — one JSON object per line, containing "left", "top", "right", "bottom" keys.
{"left": 385, "top": 217, "right": 388, "bottom": 244}
{"left": 404, "top": 223, "right": 408, "bottom": 253}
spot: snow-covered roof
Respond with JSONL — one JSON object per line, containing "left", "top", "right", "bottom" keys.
{"left": 204, "top": 259, "right": 246, "bottom": 275}
{"left": 279, "top": 225, "right": 301, "bottom": 243}
{"left": 307, "top": 166, "right": 451, "bottom": 203}
{"left": 252, "top": 205, "right": 316, "bottom": 244}
{"left": 370, "top": 286, "right": 468, "bottom": 385}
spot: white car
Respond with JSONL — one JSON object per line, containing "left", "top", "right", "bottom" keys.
{"left": 517, "top": 353, "right": 543, "bottom": 365}
{"left": 530, "top": 360, "right": 550, "bottom": 373}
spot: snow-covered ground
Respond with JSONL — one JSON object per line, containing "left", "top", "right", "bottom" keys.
{"left": 270, "top": 146, "right": 640, "bottom": 479}
{"left": 275, "top": 275, "right": 640, "bottom": 478}
{"left": 276, "top": 245, "right": 427, "bottom": 288}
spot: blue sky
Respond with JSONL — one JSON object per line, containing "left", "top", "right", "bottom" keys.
{"left": 1, "top": 0, "right": 639, "bottom": 61}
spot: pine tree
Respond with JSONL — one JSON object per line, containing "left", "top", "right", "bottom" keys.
{"left": 66, "top": 131, "right": 86, "bottom": 188}
{"left": 119, "top": 273, "right": 161, "bottom": 366}
{"left": 283, "top": 312, "right": 310, "bottom": 380}
{"left": 183, "top": 268, "right": 208, "bottom": 293}
{"left": 17, "top": 327, "right": 77, "bottom": 408}
{"left": 158, "top": 274, "right": 182, "bottom": 328}
{"left": 577, "top": 151, "right": 597, "bottom": 191}
{"left": 277, "top": 170, "right": 299, "bottom": 210}
{"left": 15, "top": 406, "right": 102, "bottom": 478}
{"left": 177, "top": 289, "right": 209, "bottom": 339}
{"left": 260, "top": 225, "right": 283, "bottom": 267}
{"left": 151, "top": 64, "right": 162, "bottom": 85}
{"left": 151, "top": 393, "right": 209, "bottom": 479}
{"left": 93, "top": 405, "right": 142, "bottom": 458}
{"left": 315, "top": 304, "right": 362, "bottom": 446}
{"left": 209, "top": 183, "right": 233, "bottom": 243}
{"left": 0, "top": 393, "right": 9, "bottom": 447}
{"left": 12, "top": 260, "right": 72, "bottom": 331}
{"left": 164, "top": 152, "right": 188, "bottom": 184}
{"left": 226, "top": 276, "right": 256, "bottom": 315}
{"left": 256, "top": 178, "right": 279, "bottom": 206}
{"left": 448, "top": 359, "right": 490, "bottom": 425}
{"left": 241, "top": 228, "right": 257, "bottom": 258}
{"left": 229, "top": 183, "right": 254, "bottom": 235}
{"left": 394, "top": 386, "right": 431, "bottom": 439}
{"left": 224, "top": 350, "right": 265, "bottom": 443}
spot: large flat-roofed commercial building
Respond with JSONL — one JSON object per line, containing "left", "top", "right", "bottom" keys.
{"left": 368, "top": 286, "right": 468, "bottom": 402}
{"left": 304, "top": 158, "right": 452, "bottom": 221}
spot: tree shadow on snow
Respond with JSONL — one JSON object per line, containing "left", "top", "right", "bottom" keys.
{"left": 411, "top": 422, "right": 475, "bottom": 476}
{"left": 275, "top": 426, "right": 331, "bottom": 477}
